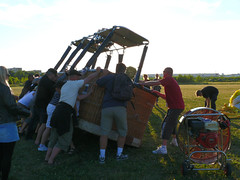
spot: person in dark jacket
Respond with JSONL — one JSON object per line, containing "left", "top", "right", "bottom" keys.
{"left": 196, "top": 86, "right": 219, "bottom": 110}
{"left": 26, "top": 68, "right": 58, "bottom": 140}
{"left": 0, "top": 66, "right": 31, "bottom": 180}
{"left": 96, "top": 63, "right": 129, "bottom": 164}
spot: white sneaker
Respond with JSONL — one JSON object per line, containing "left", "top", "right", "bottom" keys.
{"left": 170, "top": 139, "right": 178, "bottom": 147}
{"left": 152, "top": 146, "right": 167, "bottom": 154}
{"left": 38, "top": 144, "right": 48, "bottom": 151}
{"left": 116, "top": 153, "right": 128, "bottom": 161}
{"left": 99, "top": 156, "right": 105, "bottom": 164}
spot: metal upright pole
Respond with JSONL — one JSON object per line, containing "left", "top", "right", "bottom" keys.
{"left": 85, "top": 26, "right": 117, "bottom": 68}
{"left": 134, "top": 45, "right": 148, "bottom": 83}
{"left": 104, "top": 55, "right": 112, "bottom": 69}
{"left": 91, "top": 58, "right": 97, "bottom": 69}
{"left": 70, "top": 37, "right": 96, "bottom": 70}
{"left": 54, "top": 45, "right": 72, "bottom": 71}
{"left": 60, "top": 39, "right": 86, "bottom": 72}
{"left": 118, "top": 54, "right": 124, "bottom": 63}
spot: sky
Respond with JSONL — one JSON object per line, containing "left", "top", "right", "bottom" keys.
{"left": 1, "top": 0, "right": 240, "bottom": 75}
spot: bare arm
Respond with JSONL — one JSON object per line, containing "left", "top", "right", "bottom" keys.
{"left": 139, "top": 80, "right": 161, "bottom": 87}
{"left": 99, "top": 69, "right": 111, "bottom": 78}
{"left": 77, "top": 86, "right": 94, "bottom": 101}
{"left": 152, "top": 90, "right": 166, "bottom": 100}
{"left": 84, "top": 67, "right": 101, "bottom": 84}
{"left": 77, "top": 93, "right": 91, "bottom": 101}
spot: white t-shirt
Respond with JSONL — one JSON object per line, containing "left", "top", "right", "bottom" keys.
{"left": 59, "top": 80, "right": 84, "bottom": 108}
{"left": 18, "top": 91, "right": 36, "bottom": 108}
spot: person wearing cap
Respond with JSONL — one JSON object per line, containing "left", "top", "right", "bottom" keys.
{"left": 26, "top": 68, "right": 58, "bottom": 141}
{"left": 45, "top": 67, "right": 101, "bottom": 165}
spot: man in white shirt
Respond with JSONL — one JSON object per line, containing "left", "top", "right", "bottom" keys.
{"left": 45, "top": 67, "right": 101, "bottom": 164}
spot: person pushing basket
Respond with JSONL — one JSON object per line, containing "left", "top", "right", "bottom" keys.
{"left": 139, "top": 67, "right": 185, "bottom": 155}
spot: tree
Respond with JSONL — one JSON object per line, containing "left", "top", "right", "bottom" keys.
{"left": 195, "top": 75, "right": 204, "bottom": 82}
{"left": 8, "top": 77, "right": 13, "bottom": 85}
{"left": 126, "top": 66, "right": 137, "bottom": 80}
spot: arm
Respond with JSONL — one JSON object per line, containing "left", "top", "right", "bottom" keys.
{"left": 139, "top": 80, "right": 161, "bottom": 87}
{"left": 77, "top": 86, "right": 94, "bottom": 101}
{"left": 152, "top": 90, "right": 166, "bottom": 100}
{"left": 77, "top": 94, "right": 90, "bottom": 101}
{"left": 3, "top": 86, "right": 30, "bottom": 117}
{"left": 100, "top": 69, "right": 110, "bottom": 78}
{"left": 84, "top": 67, "right": 101, "bottom": 84}
{"left": 96, "top": 71, "right": 112, "bottom": 87}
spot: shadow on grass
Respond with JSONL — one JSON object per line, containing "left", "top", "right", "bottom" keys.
{"left": 9, "top": 114, "right": 240, "bottom": 179}
{"left": 154, "top": 106, "right": 166, "bottom": 119}
{"left": 230, "top": 119, "right": 240, "bottom": 129}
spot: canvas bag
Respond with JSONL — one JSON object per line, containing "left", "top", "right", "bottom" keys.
{"left": 111, "top": 73, "right": 134, "bottom": 101}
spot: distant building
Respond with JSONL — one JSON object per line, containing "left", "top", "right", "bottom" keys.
{"left": 8, "top": 67, "right": 22, "bottom": 73}
{"left": 8, "top": 68, "right": 42, "bottom": 74}
{"left": 223, "top": 74, "right": 240, "bottom": 77}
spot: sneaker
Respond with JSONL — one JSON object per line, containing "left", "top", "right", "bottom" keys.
{"left": 170, "top": 139, "right": 178, "bottom": 147}
{"left": 99, "top": 156, "right": 105, "bottom": 164}
{"left": 116, "top": 153, "right": 128, "bottom": 161}
{"left": 152, "top": 146, "right": 167, "bottom": 154}
{"left": 38, "top": 144, "right": 48, "bottom": 151}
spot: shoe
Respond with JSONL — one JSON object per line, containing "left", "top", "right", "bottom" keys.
{"left": 68, "top": 148, "right": 76, "bottom": 155}
{"left": 99, "top": 156, "right": 105, "bottom": 164}
{"left": 38, "top": 144, "right": 48, "bottom": 151}
{"left": 170, "top": 139, "right": 178, "bottom": 147}
{"left": 152, "top": 146, "right": 167, "bottom": 154}
{"left": 116, "top": 153, "right": 128, "bottom": 161}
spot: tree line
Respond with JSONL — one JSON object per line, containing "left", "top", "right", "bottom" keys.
{"left": 149, "top": 74, "right": 240, "bottom": 83}
{"left": 174, "top": 74, "right": 240, "bottom": 83}
{"left": 8, "top": 70, "right": 42, "bottom": 85}
{"left": 8, "top": 70, "right": 240, "bottom": 86}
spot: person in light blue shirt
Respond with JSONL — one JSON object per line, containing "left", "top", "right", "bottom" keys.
{"left": 0, "top": 66, "right": 30, "bottom": 180}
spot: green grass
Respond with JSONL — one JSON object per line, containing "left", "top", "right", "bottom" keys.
{"left": 9, "top": 84, "right": 240, "bottom": 180}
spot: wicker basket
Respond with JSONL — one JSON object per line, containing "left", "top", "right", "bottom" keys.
{"left": 78, "top": 72, "right": 157, "bottom": 147}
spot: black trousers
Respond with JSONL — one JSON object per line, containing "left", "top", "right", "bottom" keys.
{"left": 205, "top": 94, "right": 218, "bottom": 110}
{"left": 26, "top": 105, "right": 47, "bottom": 139}
{"left": 0, "top": 142, "right": 16, "bottom": 180}
{"left": 161, "top": 109, "right": 184, "bottom": 140}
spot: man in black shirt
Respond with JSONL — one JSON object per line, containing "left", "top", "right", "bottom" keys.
{"left": 26, "top": 68, "right": 58, "bottom": 140}
{"left": 196, "top": 86, "right": 219, "bottom": 110}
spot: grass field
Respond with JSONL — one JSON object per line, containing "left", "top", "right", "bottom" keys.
{"left": 9, "top": 83, "right": 240, "bottom": 180}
